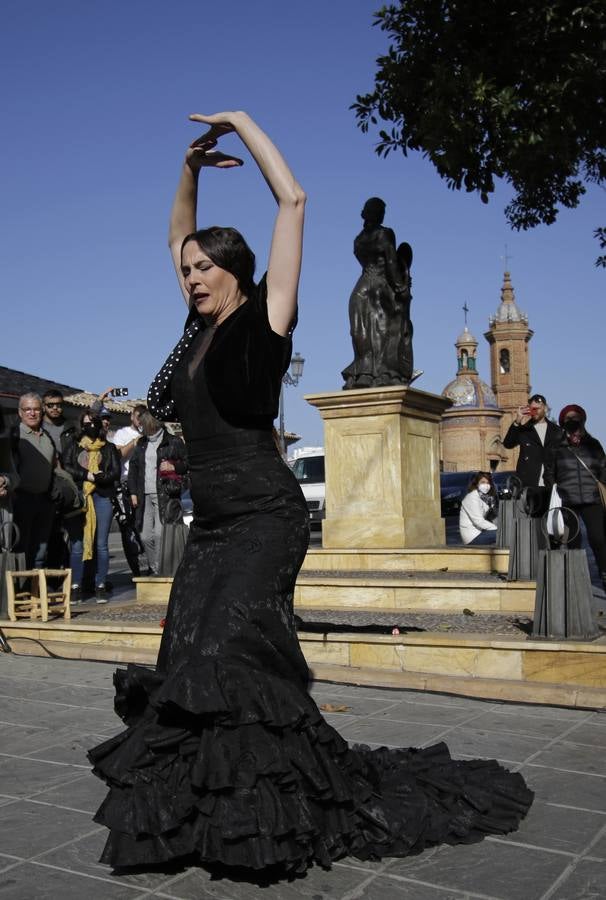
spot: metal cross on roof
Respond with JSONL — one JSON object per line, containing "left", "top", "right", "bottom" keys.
{"left": 462, "top": 302, "right": 469, "bottom": 326}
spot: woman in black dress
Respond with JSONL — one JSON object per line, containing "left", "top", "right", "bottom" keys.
{"left": 89, "top": 111, "right": 532, "bottom": 875}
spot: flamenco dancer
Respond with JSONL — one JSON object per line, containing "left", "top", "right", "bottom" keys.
{"left": 89, "top": 111, "right": 532, "bottom": 876}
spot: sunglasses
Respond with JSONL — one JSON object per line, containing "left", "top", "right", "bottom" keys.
{"left": 45, "top": 401, "right": 63, "bottom": 408}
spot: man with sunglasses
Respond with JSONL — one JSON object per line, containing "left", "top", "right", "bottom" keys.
{"left": 42, "top": 390, "right": 76, "bottom": 458}
{"left": 502, "top": 393, "right": 563, "bottom": 512}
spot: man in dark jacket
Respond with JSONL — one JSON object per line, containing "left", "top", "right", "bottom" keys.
{"left": 128, "top": 411, "right": 187, "bottom": 575}
{"left": 12, "top": 392, "right": 57, "bottom": 568}
{"left": 502, "top": 394, "right": 563, "bottom": 491}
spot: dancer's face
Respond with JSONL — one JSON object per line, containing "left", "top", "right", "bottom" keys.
{"left": 181, "top": 243, "right": 243, "bottom": 325}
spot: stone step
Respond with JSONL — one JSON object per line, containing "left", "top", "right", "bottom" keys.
{"left": 302, "top": 546, "right": 510, "bottom": 575}
{"left": 3, "top": 619, "right": 604, "bottom": 709}
{"left": 133, "top": 570, "right": 534, "bottom": 614}
{"left": 295, "top": 570, "right": 535, "bottom": 614}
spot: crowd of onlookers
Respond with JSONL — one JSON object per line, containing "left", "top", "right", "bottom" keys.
{"left": 2, "top": 385, "right": 605, "bottom": 605}
{"left": 0, "top": 388, "right": 187, "bottom": 604}
{"left": 458, "top": 393, "right": 606, "bottom": 592}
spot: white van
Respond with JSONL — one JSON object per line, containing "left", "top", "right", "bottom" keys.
{"left": 290, "top": 447, "right": 325, "bottom": 527}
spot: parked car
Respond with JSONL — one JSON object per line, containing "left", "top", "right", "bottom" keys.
{"left": 290, "top": 448, "right": 325, "bottom": 528}
{"left": 181, "top": 488, "right": 193, "bottom": 527}
{"left": 440, "top": 470, "right": 517, "bottom": 517}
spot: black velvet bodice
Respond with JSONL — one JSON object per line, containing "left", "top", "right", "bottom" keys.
{"left": 171, "top": 328, "right": 274, "bottom": 442}
{"left": 148, "top": 275, "right": 293, "bottom": 427}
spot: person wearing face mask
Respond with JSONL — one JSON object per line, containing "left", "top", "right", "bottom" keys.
{"left": 544, "top": 405, "right": 606, "bottom": 590}
{"left": 62, "top": 410, "right": 121, "bottom": 602}
{"left": 459, "top": 472, "right": 499, "bottom": 545}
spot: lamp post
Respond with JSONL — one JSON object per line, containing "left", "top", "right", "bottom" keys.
{"left": 279, "top": 352, "right": 305, "bottom": 457}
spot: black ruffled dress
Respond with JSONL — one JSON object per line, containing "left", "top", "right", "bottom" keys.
{"left": 89, "top": 279, "right": 532, "bottom": 874}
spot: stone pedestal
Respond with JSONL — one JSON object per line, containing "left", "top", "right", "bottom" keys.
{"left": 305, "top": 386, "right": 451, "bottom": 549}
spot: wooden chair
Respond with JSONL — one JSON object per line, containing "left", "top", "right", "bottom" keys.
{"left": 5, "top": 568, "right": 72, "bottom": 623}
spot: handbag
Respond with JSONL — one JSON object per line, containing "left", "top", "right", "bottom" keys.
{"left": 158, "top": 499, "right": 189, "bottom": 577}
{"left": 546, "top": 484, "right": 566, "bottom": 540}
{"left": 567, "top": 447, "right": 606, "bottom": 509}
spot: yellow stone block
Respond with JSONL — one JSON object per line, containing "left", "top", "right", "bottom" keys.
{"left": 349, "top": 641, "right": 405, "bottom": 670}
{"left": 300, "top": 638, "right": 350, "bottom": 666}
{"left": 392, "top": 586, "right": 501, "bottom": 611}
{"left": 296, "top": 585, "right": 396, "bottom": 608}
{"left": 475, "top": 648, "right": 523, "bottom": 680}
{"left": 404, "top": 646, "right": 479, "bottom": 677}
{"left": 300, "top": 547, "right": 510, "bottom": 575}
{"left": 499, "top": 588, "right": 535, "bottom": 612}
{"left": 522, "top": 650, "right": 606, "bottom": 687}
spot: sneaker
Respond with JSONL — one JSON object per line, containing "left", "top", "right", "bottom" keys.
{"left": 70, "top": 585, "right": 82, "bottom": 605}
{"left": 95, "top": 584, "right": 109, "bottom": 604}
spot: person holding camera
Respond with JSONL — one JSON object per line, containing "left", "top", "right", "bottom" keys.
{"left": 459, "top": 471, "right": 498, "bottom": 545}
{"left": 502, "top": 394, "right": 562, "bottom": 489}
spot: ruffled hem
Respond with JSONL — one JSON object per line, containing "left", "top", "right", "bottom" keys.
{"left": 89, "top": 661, "right": 533, "bottom": 874}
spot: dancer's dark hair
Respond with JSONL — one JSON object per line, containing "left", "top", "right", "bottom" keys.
{"left": 182, "top": 227, "right": 256, "bottom": 297}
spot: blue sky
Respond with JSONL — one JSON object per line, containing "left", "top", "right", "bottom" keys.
{"left": 1, "top": 0, "right": 603, "bottom": 448}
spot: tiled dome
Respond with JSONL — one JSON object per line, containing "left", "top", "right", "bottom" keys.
{"left": 442, "top": 376, "right": 498, "bottom": 409}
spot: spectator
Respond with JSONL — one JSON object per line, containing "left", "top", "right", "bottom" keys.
{"left": 459, "top": 472, "right": 498, "bottom": 545}
{"left": 41, "top": 389, "right": 76, "bottom": 458}
{"left": 62, "top": 410, "right": 120, "bottom": 602}
{"left": 42, "top": 389, "right": 78, "bottom": 568}
{"left": 12, "top": 392, "right": 57, "bottom": 568}
{"left": 0, "top": 404, "right": 19, "bottom": 502}
{"left": 112, "top": 404, "right": 147, "bottom": 576}
{"left": 99, "top": 407, "right": 115, "bottom": 442}
{"left": 544, "top": 405, "right": 606, "bottom": 591}
{"left": 128, "top": 410, "right": 187, "bottom": 576}
{"left": 113, "top": 405, "right": 146, "bottom": 482}
{"left": 502, "top": 393, "right": 562, "bottom": 490}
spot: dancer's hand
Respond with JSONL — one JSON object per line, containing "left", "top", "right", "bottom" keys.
{"left": 186, "top": 112, "right": 245, "bottom": 172}
{"left": 185, "top": 137, "right": 243, "bottom": 173}
{"left": 189, "top": 111, "right": 244, "bottom": 137}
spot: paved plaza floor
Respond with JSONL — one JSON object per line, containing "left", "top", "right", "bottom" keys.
{"left": 0, "top": 653, "right": 605, "bottom": 899}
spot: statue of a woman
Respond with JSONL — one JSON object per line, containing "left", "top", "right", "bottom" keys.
{"left": 342, "top": 197, "right": 413, "bottom": 389}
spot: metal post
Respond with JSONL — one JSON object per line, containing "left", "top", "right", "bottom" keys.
{"left": 278, "top": 383, "right": 286, "bottom": 457}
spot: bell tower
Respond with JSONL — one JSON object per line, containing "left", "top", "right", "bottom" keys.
{"left": 484, "top": 271, "right": 533, "bottom": 433}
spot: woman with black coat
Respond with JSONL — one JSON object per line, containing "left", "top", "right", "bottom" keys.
{"left": 62, "top": 410, "right": 120, "bottom": 602}
{"left": 544, "top": 404, "right": 606, "bottom": 588}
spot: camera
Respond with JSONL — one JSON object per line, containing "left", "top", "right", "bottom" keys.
{"left": 111, "top": 387, "right": 129, "bottom": 397}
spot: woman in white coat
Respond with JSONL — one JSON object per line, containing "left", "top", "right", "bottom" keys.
{"left": 459, "top": 472, "right": 498, "bottom": 545}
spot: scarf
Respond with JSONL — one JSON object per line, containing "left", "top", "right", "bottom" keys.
{"left": 79, "top": 436, "right": 105, "bottom": 561}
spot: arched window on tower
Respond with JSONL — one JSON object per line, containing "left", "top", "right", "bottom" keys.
{"left": 499, "top": 348, "right": 510, "bottom": 374}
{"left": 460, "top": 349, "right": 468, "bottom": 368}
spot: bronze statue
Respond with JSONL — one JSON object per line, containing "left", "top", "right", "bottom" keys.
{"left": 342, "top": 197, "right": 413, "bottom": 389}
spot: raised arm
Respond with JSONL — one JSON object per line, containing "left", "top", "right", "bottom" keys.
{"left": 189, "top": 112, "right": 306, "bottom": 336}
{"left": 169, "top": 128, "right": 243, "bottom": 304}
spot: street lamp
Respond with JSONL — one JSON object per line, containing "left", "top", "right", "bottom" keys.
{"left": 279, "top": 352, "right": 305, "bottom": 456}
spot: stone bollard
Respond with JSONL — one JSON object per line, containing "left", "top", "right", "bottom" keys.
{"left": 507, "top": 489, "right": 547, "bottom": 581}
{"left": 532, "top": 547, "right": 599, "bottom": 641}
